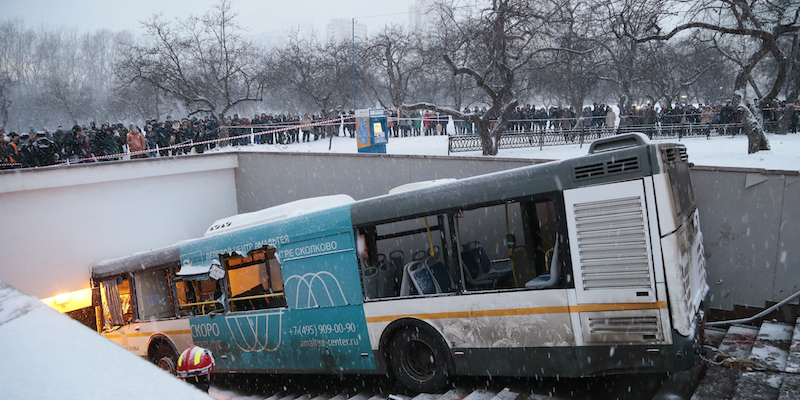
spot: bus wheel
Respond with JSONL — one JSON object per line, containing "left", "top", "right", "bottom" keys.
{"left": 151, "top": 346, "right": 177, "bottom": 375}
{"left": 388, "top": 327, "right": 450, "bottom": 393}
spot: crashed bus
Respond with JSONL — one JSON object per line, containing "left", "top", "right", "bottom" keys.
{"left": 91, "top": 133, "right": 708, "bottom": 392}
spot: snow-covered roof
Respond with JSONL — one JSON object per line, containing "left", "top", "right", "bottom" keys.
{"left": 389, "top": 179, "right": 457, "bottom": 194}
{"left": 204, "top": 194, "right": 356, "bottom": 237}
{"left": 175, "top": 264, "right": 212, "bottom": 276}
{"left": 92, "top": 244, "right": 181, "bottom": 280}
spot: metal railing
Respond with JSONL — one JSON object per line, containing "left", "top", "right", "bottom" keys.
{"left": 447, "top": 123, "right": 747, "bottom": 154}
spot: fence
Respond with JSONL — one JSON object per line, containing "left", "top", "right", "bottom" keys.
{"left": 447, "top": 123, "right": 748, "bottom": 154}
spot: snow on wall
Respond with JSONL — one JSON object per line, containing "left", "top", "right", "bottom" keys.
{"left": 0, "top": 281, "right": 211, "bottom": 399}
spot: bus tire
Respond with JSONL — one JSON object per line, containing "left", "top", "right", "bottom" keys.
{"left": 388, "top": 326, "right": 450, "bottom": 393}
{"left": 150, "top": 346, "right": 177, "bottom": 375}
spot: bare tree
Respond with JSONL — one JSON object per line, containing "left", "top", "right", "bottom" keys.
{"left": 271, "top": 31, "right": 361, "bottom": 135}
{"left": 638, "top": 0, "right": 800, "bottom": 153}
{"left": 363, "top": 26, "right": 428, "bottom": 108}
{"left": 404, "top": 0, "right": 551, "bottom": 155}
{"left": 116, "top": 0, "right": 266, "bottom": 119}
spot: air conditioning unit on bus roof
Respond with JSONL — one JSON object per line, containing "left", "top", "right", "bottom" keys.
{"left": 588, "top": 132, "right": 651, "bottom": 154}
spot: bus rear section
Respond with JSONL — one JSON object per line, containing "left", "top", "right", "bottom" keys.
{"left": 563, "top": 139, "right": 708, "bottom": 374}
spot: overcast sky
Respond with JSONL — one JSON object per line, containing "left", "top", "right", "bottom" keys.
{"left": 0, "top": 0, "right": 416, "bottom": 36}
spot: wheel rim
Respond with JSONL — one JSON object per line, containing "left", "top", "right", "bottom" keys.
{"left": 400, "top": 339, "right": 436, "bottom": 382}
{"left": 156, "top": 356, "right": 176, "bottom": 374}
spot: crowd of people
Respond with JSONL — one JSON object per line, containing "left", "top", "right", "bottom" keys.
{"left": 1, "top": 99, "right": 797, "bottom": 169}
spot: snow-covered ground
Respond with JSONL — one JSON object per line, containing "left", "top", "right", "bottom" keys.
{"left": 211, "top": 132, "right": 800, "bottom": 172}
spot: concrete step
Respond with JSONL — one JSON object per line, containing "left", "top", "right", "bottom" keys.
{"left": 278, "top": 393, "right": 302, "bottom": 400}
{"left": 691, "top": 324, "right": 761, "bottom": 400}
{"left": 729, "top": 321, "right": 795, "bottom": 400}
{"left": 785, "top": 317, "right": 800, "bottom": 374}
{"left": 264, "top": 391, "right": 288, "bottom": 400}
{"left": 461, "top": 389, "right": 497, "bottom": 400}
{"left": 411, "top": 394, "right": 445, "bottom": 400}
{"left": 748, "top": 321, "right": 794, "bottom": 372}
{"left": 433, "top": 387, "right": 471, "bottom": 400}
{"left": 348, "top": 390, "right": 377, "bottom": 400}
{"left": 730, "top": 372, "right": 783, "bottom": 400}
{"left": 719, "top": 325, "right": 761, "bottom": 359}
{"left": 310, "top": 393, "right": 333, "bottom": 400}
{"left": 705, "top": 326, "right": 728, "bottom": 348}
{"left": 777, "top": 374, "right": 800, "bottom": 400}
{"left": 487, "top": 388, "right": 519, "bottom": 400}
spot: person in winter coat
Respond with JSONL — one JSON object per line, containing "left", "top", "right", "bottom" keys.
{"left": 74, "top": 127, "right": 93, "bottom": 162}
{"left": 605, "top": 106, "right": 617, "bottom": 134}
{"left": 19, "top": 132, "right": 39, "bottom": 167}
{"left": 92, "top": 127, "right": 117, "bottom": 161}
{"left": 62, "top": 125, "right": 85, "bottom": 163}
{"left": 127, "top": 126, "right": 147, "bottom": 159}
{"left": 6, "top": 132, "right": 20, "bottom": 168}
{"left": 0, "top": 134, "right": 10, "bottom": 166}
{"left": 300, "top": 114, "right": 312, "bottom": 142}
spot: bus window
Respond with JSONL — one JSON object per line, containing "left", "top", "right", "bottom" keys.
{"left": 456, "top": 196, "right": 563, "bottom": 291}
{"left": 100, "top": 277, "right": 133, "bottom": 330}
{"left": 175, "top": 273, "right": 223, "bottom": 316}
{"left": 359, "top": 213, "right": 453, "bottom": 299}
{"left": 133, "top": 268, "right": 175, "bottom": 321}
{"left": 224, "top": 247, "right": 286, "bottom": 311}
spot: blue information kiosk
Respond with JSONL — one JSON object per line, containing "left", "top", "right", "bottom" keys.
{"left": 356, "top": 109, "right": 388, "bottom": 153}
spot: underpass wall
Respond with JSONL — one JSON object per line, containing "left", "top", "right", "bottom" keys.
{"left": 0, "top": 154, "right": 239, "bottom": 299}
{"left": 691, "top": 167, "right": 800, "bottom": 312}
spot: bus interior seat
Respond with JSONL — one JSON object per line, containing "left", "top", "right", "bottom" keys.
{"left": 460, "top": 241, "right": 512, "bottom": 286}
{"left": 423, "top": 256, "right": 454, "bottom": 293}
{"left": 376, "top": 257, "right": 394, "bottom": 298}
{"left": 511, "top": 246, "right": 535, "bottom": 283}
{"left": 408, "top": 261, "right": 439, "bottom": 294}
{"left": 362, "top": 266, "right": 379, "bottom": 299}
{"left": 412, "top": 246, "right": 440, "bottom": 262}
{"left": 525, "top": 234, "right": 560, "bottom": 289}
{"left": 389, "top": 250, "right": 404, "bottom": 270}
{"left": 399, "top": 260, "right": 422, "bottom": 296}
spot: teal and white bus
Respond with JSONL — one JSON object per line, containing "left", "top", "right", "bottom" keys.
{"left": 91, "top": 133, "right": 707, "bottom": 392}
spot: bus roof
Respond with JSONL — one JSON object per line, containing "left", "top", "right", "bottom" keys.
{"left": 204, "top": 194, "right": 355, "bottom": 237}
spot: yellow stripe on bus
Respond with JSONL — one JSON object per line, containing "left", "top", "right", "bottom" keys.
{"left": 104, "top": 329, "right": 191, "bottom": 339}
{"left": 364, "top": 301, "right": 666, "bottom": 323}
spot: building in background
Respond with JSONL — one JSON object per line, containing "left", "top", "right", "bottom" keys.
{"left": 327, "top": 18, "right": 368, "bottom": 42}
{"left": 409, "top": 0, "right": 437, "bottom": 34}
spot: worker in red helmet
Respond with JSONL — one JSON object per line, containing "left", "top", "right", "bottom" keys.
{"left": 176, "top": 345, "right": 215, "bottom": 393}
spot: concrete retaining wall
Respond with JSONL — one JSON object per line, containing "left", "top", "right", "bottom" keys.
{"left": 0, "top": 154, "right": 239, "bottom": 298}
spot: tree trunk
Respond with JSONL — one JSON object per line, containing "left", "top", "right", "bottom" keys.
{"left": 778, "top": 103, "right": 795, "bottom": 135}
{"left": 475, "top": 118, "right": 499, "bottom": 156}
{"left": 732, "top": 91, "right": 770, "bottom": 154}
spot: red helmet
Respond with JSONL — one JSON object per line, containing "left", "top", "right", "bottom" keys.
{"left": 176, "top": 345, "right": 215, "bottom": 378}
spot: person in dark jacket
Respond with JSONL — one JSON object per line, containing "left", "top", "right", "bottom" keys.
{"left": 92, "top": 127, "right": 117, "bottom": 161}
{"left": 19, "top": 132, "right": 38, "bottom": 167}
{"left": 6, "top": 132, "right": 20, "bottom": 168}
{"left": 62, "top": 125, "right": 84, "bottom": 163}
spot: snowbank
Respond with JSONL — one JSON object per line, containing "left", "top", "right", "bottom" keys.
{"left": 0, "top": 281, "right": 211, "bottom": 399}
{"left": 209, "top": 132, "right": 800, "bottom": 172}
